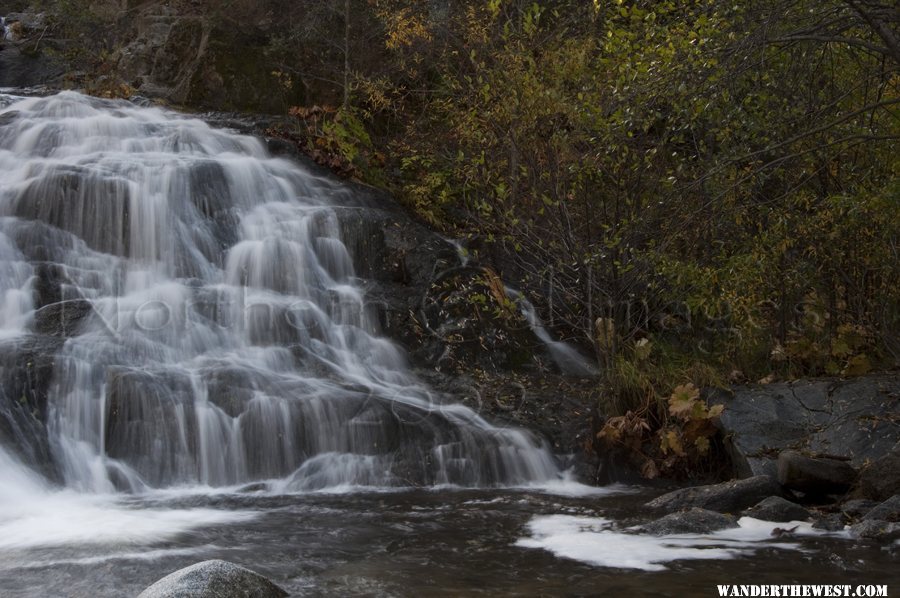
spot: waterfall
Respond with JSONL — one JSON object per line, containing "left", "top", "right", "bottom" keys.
{"left": 503, "top": 287, "right": 598, "bottom": 377}
{"left": 447, "top": 238, "right": 597, "bottom": 377}
{"left": 0, "top": 91, "right": 561, "bottom": 494}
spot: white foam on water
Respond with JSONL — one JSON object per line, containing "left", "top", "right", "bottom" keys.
{"left": 517, "top": 477, "right": 635, "bottom": 498}
{"left": 0, "top": 446, "right": 255, "bottom": 551}
{"left": 0, "top": 496, "right": 255, "bottom": 551}
{"left": 516, "top": 514, "right": 844, "bottom": 571}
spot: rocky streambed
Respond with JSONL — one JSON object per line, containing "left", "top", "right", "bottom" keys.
{"left": 2, "top": 483, "right": 898, "bottom": 598}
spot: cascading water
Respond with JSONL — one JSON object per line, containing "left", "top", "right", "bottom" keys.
{"left": 0, "top": 91, "right": 561, "bottom": 496}
{"left": 503, "top": 287, "right": 598, "bottom": 377}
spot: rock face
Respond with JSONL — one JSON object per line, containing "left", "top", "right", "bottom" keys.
{"left": 776, "top": 450, "right": 857, "bottom": 496}
{"left": 0, "top": 12, "right": 65, "bottom": 88}
{"left": 115, "top": 7, "right": 305, "bottom": 113}
{"left": 846, "top": 495, "right": 900, "bottom": 543}
{"left": 646, "top": 475, "right": 782, "bottom": 514}
{"left": 137, "top": 560, "right": 287, "bottom": 598}
{"left": 639, "top": 508, "right": 737, "bottom": 535}
{"left": 840, "top": 499, "right": 877, "bottom": 518}
{"left": 742, "top": 496, "right": 811, "bottom": 522}
{"left": 708, "top": 375, "right": 900, "bottom": 479}
{"left": 862, "top": 495, "right": 900, "bottom": 522}
{"left": 0, "top": 4, "right": 303, "bottom": 111}
{"left": 850, "top": 519, "right": 900, "bottom": 542}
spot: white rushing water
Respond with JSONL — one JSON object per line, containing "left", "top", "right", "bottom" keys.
{"left": 0, "top": 91, "right": 562, "bottom": 505}
{"left": 0, "top": 444, "right": 255, "bottom": 551}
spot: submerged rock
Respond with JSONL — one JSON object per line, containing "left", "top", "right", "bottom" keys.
{"left": 638, "top": 508, "right": 737, "bottom": 535}
{"left": 743, "top": 496, "right": 811, "bottom": 522}
{"left": 646, "top": 476, "right": 782, "bottom": 514}
{"left": 137, "top": 559, "right": 287, "bottom": 598}
{"left": 776, "top": 450, "right": 857, "bottom": 496}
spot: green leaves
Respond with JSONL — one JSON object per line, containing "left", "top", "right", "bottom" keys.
{"left": 368, "top": 0, "right": 896, "bottom": 400}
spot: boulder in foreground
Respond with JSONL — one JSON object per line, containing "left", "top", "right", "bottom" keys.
{"left": 137, "top": 560, "right": 287, "bottom": 598}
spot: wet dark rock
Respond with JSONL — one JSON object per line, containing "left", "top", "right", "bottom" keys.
{"left": 850, "top": 519, "right": 900, "bottom": 542}
{"left": 841, "top": 499, "right": 878, "bottom": 519}
{"left": 332, "top": 205, "right": 458, "bottom": 362}
{"left": 32, "top": 262, "right": 69, "bottom": 308}
{"left": 183, "top": 159, "right": 240, "bottom": 257}
{"left": 13, "top": 169, "right": 132, "bottom": 256}
{"left": 638, "top": 508, "right": 737, "bottom": 535}
{"left": 856, "top": 446, "right": 900, "bottom": 502}
{"left": 104, "top": 367, "right": 199, "bottom": 486}
{"left": 646, "top": 475, "right": 783, "bottom": 514}
{"left": 418, "top": 369, "right": 601, "bottom": 480}
{"left": 137, "top": 559, "right": 287, "bottom": 598}
{"left": 32, "top": 299, "right": 93, "bottom": 337}
{"left": 743, "top": 496, "right": 812, "bottom": 522}
{"left": 812, "top": 513, "right": 847, "bottom": 532}
{"left": 0, "top": 335, "right": 61, "bottom": 480}
{"left": 776, "top": 450, "right": 857, "bottom": 496}
{"left": 708, "top": 375, "right": 900, "bottom": 479}
{"left": 862, "top": 495, "right": 900, "bottom": 523}
{"left": 203, "top": 366, "right": 260, "bottom": 418}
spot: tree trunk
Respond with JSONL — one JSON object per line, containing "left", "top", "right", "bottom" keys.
{"left": 343, "top": 0, "right": 351, "bottom": 109}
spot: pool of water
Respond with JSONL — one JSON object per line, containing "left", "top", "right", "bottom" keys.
{"left": 1, "top": 485, "right": 896, "bottom": 597}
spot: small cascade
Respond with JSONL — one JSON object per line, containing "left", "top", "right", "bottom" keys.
{"left": 0, "top": 91, "right": 561, "bottom": 494}
{"left": 447, "top": 239, "right": 597, "bottom": 377}
{"left": 504, "top": 287, "right": 598, "bottom": 377}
